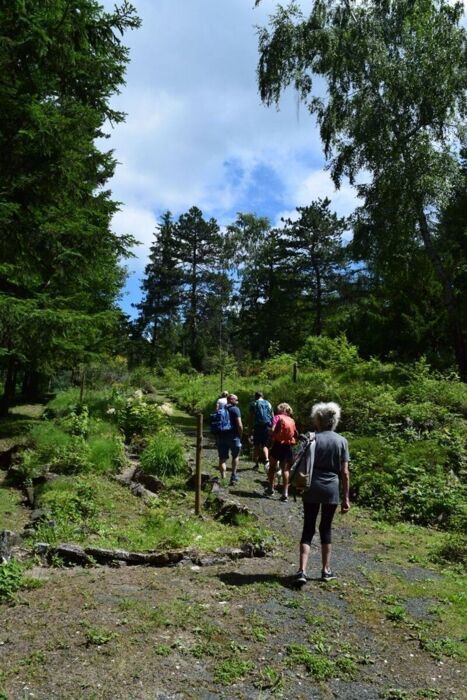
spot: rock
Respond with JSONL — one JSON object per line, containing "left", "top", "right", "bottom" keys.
{"left": 129, "top": 482, "right": 158, "bottom": 505}
{"left": 133, "top": 468, "right": 165, "bottom": 493}
{"left": 34, "top": 542, "right": 49, "bottom": 557}
{"left": 206, "top": 491, "right": 257, "bottom": 525}
{"left": 0, "top": 444, "right": 24, "bottom": 470}
{"left": 114, "top": 464, "right": 138, "bottom": 485}
{"left": 30, "top": 508, "right": 50, "bottom": 525}
{"left": 145, "top": 551, "right": 188, "bottom": 566}
{"left": 23, "top": 485, "right": 35, "bottom": 507}
{"left": 50, "top": 543, "right": 93, "bottom": 566}
{"left": 0, "top": 529, "right": 23, "bottom": 562}
{"left": 185, "top": 472, "right": 212, "bottom": 491}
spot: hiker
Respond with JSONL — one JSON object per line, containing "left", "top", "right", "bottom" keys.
{"left": 295, "top": 402, "right": 350, "bottom": 585}
{"left": 248, "top": 391, "right": 273, "bottom": 471}
{"left": 216, "top": 393, "right": 243, "bottom": 485}
{"left": 264, "top": 402, "right": 298, "bottom": 502}
{"left": 216, "top": 390, "right": 229, "bottom": 410}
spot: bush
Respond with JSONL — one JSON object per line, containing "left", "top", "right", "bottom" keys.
{"left": 297, "top": 334, "right": 359, "bottom": 369}
{"left": 127, "top": 367, "right": 156, "bottom": 393}
{"left": 431, "top": 534, "right": 467, "bottom": 569}
{"left": 110, "top": 390, "right": 165, "bottom": 440}
{"left": 88, "top": 432, "right": 126, "bottom": 474}
{"left": 140, "top": 429, "right": 186, "bottom": 479}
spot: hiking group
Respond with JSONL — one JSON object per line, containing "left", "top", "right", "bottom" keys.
{"left": 210, "top": 392, "right": 350, "bottom": 584}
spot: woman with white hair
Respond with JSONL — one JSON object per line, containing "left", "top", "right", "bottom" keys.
{"left": 295, "top": 402, "right": 350, "bottom": 585}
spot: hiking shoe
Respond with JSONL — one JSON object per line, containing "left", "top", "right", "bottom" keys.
{"left": 321, "top": 569, "right": 336, "bottom": 582}
{"left": 294, "top": 570, "right": 307, "bottom": 585}
{"left": 253, "top": 462, "right": 260, "bottom": 471}
{"left": 280, "top": 494, "right": 288, "bottom": 502}
{"left": 229, "top": 474, "right": 239, "bottom": 485}
{"left": 263, "top": 487, "right": 274, "bottom": 498}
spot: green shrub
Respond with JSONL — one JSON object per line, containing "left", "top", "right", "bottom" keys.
{"left": 430, "top": 534, "right": 467, "bottom": 569}
{"left": 140, "top": 429, "right": 186, "bottom": 479}
{"left": 259, "top": 353, "right": 297, "bottom": 380}
{"left": 88, "top": 432, "right": 126, "bottom": 474}
{"left": 60, "top": 404, "right": 90, "bottom": 438}
{"left": 127, "top": 367, "right": 156, "bottom": 393}
{"left": 110, "top": 390, "right": 165, "bottom": 440}
{"left": 297, "top": 334, "right": 359, "bottom": 369}
{"left": 0, "top": 559, "right": 25, "bottom": 602}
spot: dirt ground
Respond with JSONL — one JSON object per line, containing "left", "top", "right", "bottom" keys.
{"left": 1, "top": 405, "right": 465, "bottom": 700}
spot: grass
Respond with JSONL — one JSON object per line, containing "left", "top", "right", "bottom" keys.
{"left": 30, "top": 471, "right": 272, "bottom": 553}
{"left": 0, "top": 475, "right": 29, "bottom": 531}
{"left": 213, "top": 659, "right": 254, "bottom": 685}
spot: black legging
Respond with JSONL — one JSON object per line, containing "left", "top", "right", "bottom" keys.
{"left": 300, "top": 503, "right": 338, "bottom": 546}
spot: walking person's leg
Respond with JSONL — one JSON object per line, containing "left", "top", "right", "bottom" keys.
{"left": 264, "top": 454, "right": 278, "bottom": 496}
{"left": 296, "top": 502, "right": 320, "bottom": 582}
{"left": 217, "top": 437, "right": 228, "bottom": 480}
{"left": 280, "top": 450, "right": 294, "bottom": 501}
{"left": 229, "top": 437, "right": 241, "bottom": 484}
{"left": 318, "top": 504, "right": 338, "bottom": 580}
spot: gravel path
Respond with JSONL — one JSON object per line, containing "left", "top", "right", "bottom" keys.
{"left": 1, "top": 401, "right": 465, "bottom": 700}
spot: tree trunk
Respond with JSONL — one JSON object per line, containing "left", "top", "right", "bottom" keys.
{"left": 0, "top": 357, "right": 17, "bottom": 416}
{"left": 22, "top": 368, "right": 46, "bottom": 402}
{"left": 417, "top": 208, "right": 466, "bottom": 380}
{"left": 313, "top": 263, "right": 323, "bottom": 336}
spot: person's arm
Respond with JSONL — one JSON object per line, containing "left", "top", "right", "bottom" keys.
{"left": 236, "top": 415, "right": 243, "bottom": 438}
{"left": 340, "top": 461, "right": 350, "bottom": 513}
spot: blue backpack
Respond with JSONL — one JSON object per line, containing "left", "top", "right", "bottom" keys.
{"left": 255, "top": 399, "right": 273, "bottom": 427}
{"left": 209, "top": 405, "right": 232, "bottom": 434}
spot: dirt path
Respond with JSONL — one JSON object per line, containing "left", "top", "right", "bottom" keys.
{"left": 1, "top": 399, "right": 465, "bottom": 700}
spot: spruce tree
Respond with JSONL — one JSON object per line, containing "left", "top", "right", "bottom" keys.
{"left": 175, "top": 207, "right": 230, "bottom": 370}
{"left": 135, "top": 212, "right": 182, "bottom": 365}
{"left": 0, "top": 1, "right": 140, "bottom": 411}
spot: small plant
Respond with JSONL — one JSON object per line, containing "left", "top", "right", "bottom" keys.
{"left": 254, "top": 665, "right": 283, "bottom": 691}
{"left": 287, "top": 644, "right": 336, "bottom": 681}
{"left": 85, "top": 626, "right": 118, "bottom": 647}
{"left": 0, "top": 560, "right": 25, "bottom": 602}
{"left": 140, "top": 429, "right": 186, "bottom": 479}
{"left": 385, "top": 605, "right": 407, "bottom": 622}
{"left": 213, "top": 659, "right": 254, "bottom": 685}
{"left": 154, "top": 643, "right": 171, "bottom": 656}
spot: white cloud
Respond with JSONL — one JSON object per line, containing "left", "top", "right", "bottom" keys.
{"left": 112, "top": 205, "right": 158, "bottom": 262}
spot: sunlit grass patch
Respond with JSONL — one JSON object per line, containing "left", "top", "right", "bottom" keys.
{"left": 30, "top": 472, "right": 273, "bottom": 554}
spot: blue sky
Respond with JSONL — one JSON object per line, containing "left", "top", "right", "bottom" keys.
{"left": 101, "top": 0, "right": 359, "bottom": 316}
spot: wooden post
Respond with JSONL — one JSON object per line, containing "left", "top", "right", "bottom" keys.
{"left": 195, "top": 413, "right": 203, "bottom": 515}
{"left": 293, "top": 362, "right": 298, "bottom": 383}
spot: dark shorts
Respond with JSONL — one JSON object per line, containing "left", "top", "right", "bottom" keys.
{"left": 253, "top": 424, "right": 271, "bottom": 447}
{"left": 270, "top": 442, "right": 294, "bottom": 464}
{"left": 217, "top": 435, "right": 242, "bottom": 461}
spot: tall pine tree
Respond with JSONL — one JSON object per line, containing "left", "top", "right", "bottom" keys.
{"left": 135, "top": 212, "right": 182, "bottom": 366}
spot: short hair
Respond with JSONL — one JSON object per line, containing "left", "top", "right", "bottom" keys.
{"left": 276, "top": 402, "right": 293, "bottom": 416}
{"left": 221, "top": 391, "right": 228, "bottom": 398}
{"left": 255, "top": 391, "right": 263, "bottom": 399}
{"left": 311, "top": 402, "right": 341, "bottom": 431}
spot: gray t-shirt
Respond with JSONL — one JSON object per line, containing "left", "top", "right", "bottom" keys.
{"left": 303, "top": 431, "right": 350, "bottom": 504}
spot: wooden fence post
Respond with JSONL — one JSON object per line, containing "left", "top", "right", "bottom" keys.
{"left": 195, "top": 413, "right": 203, "bottom": 515}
